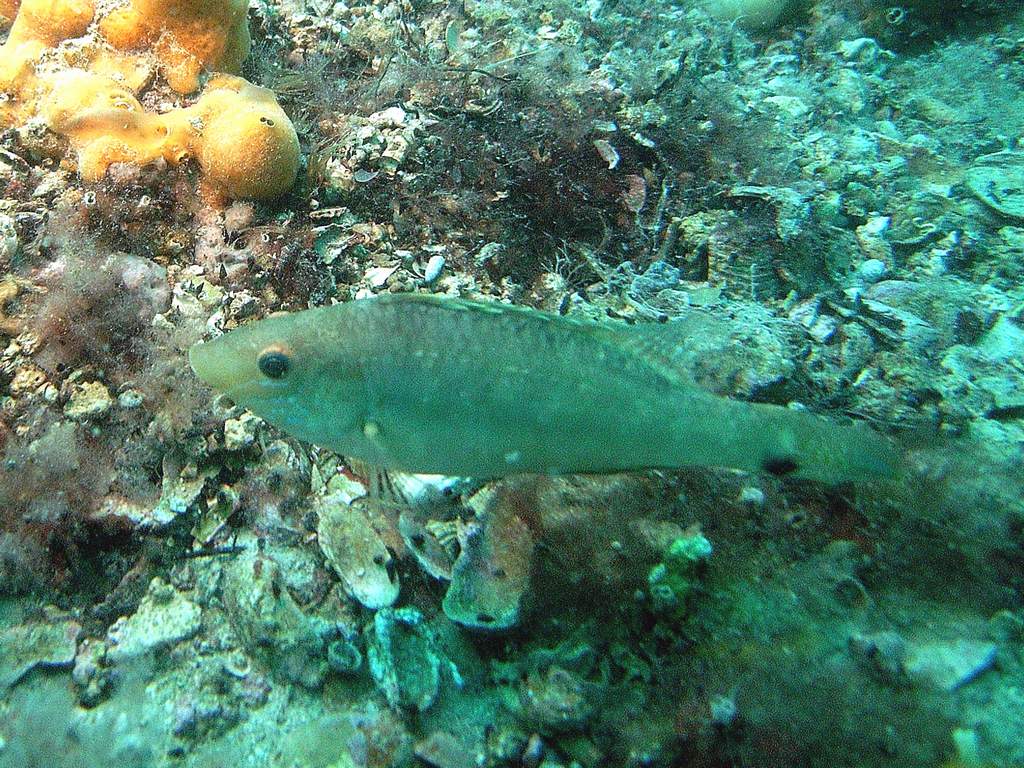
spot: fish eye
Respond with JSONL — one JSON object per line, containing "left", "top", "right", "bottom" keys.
{"left": 257, "top": 346, "right": 291, "bottom": 379}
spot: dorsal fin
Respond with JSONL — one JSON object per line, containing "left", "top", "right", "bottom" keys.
{"left": 379, "top": 293, "right": 709, "bottom": 386}
{"left": 377, "top": 291, "right": 601, "bottom": 329}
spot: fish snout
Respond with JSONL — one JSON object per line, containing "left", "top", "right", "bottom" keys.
{"left": 189, "top": 338, "right": 247, "bottom": 393}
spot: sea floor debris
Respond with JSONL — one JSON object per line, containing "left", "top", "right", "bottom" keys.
{"left": 1, "top": 0, "right": 1024, "bottom": 767}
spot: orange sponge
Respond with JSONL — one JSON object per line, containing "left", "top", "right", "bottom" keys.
{"left": 0, "top": 0, "right": 19, "bottom": 23}
{"left": 188, "top": 75, "right": 300, "bottom": 201}
{"left": 0, "top": 0, "right": 94, "bottom": 91}
{"left": 46, "top": 72, "right": 299, "bottom": 201}
{"left": 0, "top": 0, "right": 298, "bottom": 202}
{"left": 5, "top": 0, "right": 94, "bottom": 49}
{"left": 99, "top": 0, "right": 250, "bottom": 94}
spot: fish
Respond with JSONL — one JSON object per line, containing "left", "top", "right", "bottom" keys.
{"left": 189, "top": 293, "right": 902, "bottom": 485}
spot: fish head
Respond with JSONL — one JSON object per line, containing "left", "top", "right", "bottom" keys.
{"left": 189, "top": 308, "right": 365, "bottom": 443}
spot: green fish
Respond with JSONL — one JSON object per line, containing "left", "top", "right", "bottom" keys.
{"left": 189, "top": 293, "right": 901, "bottom": 484}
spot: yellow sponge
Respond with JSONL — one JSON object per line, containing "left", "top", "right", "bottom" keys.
{"left": 0, "top": 0, "right": 298, "bottom": 202}
{"left": 45, "top": 72, "right": 299, "bottom": 201}
{"left": 187, "top": 75, "right": 301, "bottom": 201}
{"left": 42, "top": 70, "right": 178, "bottom": 181}
{"left": 99, "top": 0, "right": 250, "bottom": 94}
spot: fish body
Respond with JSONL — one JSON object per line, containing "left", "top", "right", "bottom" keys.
{"left": 189, "top": 293, "right": 900, "bottom": 484}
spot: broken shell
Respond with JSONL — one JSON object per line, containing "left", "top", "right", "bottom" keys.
{"left": 316, "top": 492, "right": 400, "bottom": 609}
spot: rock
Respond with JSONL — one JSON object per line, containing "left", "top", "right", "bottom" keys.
{"left": 952, "top": 728, "right": 982, "bottom": 766}
{"left": 93, "top": 460, "right": 211, "bottom": 527}
{"left": 857, "top": 258, "right": 888, "bottom": 283}
{"left": 365, "top": 265, "right": 399, "bottom": 288}
{"left": 978, "top": 315, "right": 1024, "bottom": 362}
{"left": 106, "top": 578, "right": 201, "bottom": 662}
{"left": 223, "top": 412, "right": 261, "bottom": 451}
{"left": 0, "top": 616, "right": 81, "bottom": 690}
{"left": 904, "top": 639, "right": 996, "bottom": 691}
{"left": 515, "top": 665, "right": 594, "bottom": 734}
{"left": 277, "top": 707, "right": 413, "bottom": 767}
{"left": 737, "top": 486, "right": 766, "bottom": 506}
{"left": 423, "top": 254, "right": 445, "bottom": 284}
{"left": 807, "top": 314, "right": 839, "bottom": 343}
{"left": 71, "top": 638, "right": 109, "bottom": 706}
{"left": 940, "top": 343, "right": 1024, "bottom": 419}
{"left": 367, "top": 607, "right": 444, "bottom": 711}
{"left": 31, "top": 171, "right": 66, "bottom": 198}
{"left": 316, "top": 492, "right": 400, "bottom": 610}
{"left": 0, "top": 213, "right": 18, "bottom": 262}
{"left": 483, "top": 475, "right": 671, "bottom": 612}
{"left": 399, "top": 510, "right": 455, "bottom": 582}
{"left": 327, "top": 638, "right": 363, "bottom": 675}
{"left": 222, "top": 545, "right": 331, "bottom": 689}
{"left": 117, "top": 388, "right": 144, "bottom": 408}
{"left": 247, "top": 439, "right": 311, "bottom": 513}
{"left": 965, "top": 151, "right": 1024, "bottom": 219}
{"left": 149, "top": 457, "right": 215, "bottom": 527}
{"left": 859, "top": 280, "right": 940, "bottom": 350}
{"left": 63, "top": 380, "right": 113, "bottom": 420}
{"left": 849, "top": 631, "right": 908, "bottom": 685}
{"left": 369, "top": 106, "right": 408, "bottom": 127}
{"left": 789, "top": 298, "right": 839, "bottom": 343}
{"left": 647, "top": 532, "right": 713, "bottom": 620}
{"left": 0, "top": 532, "right": 44, "bottom": 596}
{"left": 727, "top": 185, "right": 810, "bottom": 241}
{"left": 414, "top": 731, "right": 479, "bottom": 768}
{"left": 838, "top": 37, "right": 884, "bottom": 64}
{"left": 788, "top": 297, "right": 821, "bottom": 328}
{"left": 630, "top": 260, "right": 681, "bottom": 297}
{"left": 376, "top": 471, "right": 479, "bottom": 507}
{"left": 855, "top": 216, "right": 894, "bottom": 264}
{"left": 633, "top": 303, "right": 799, "bottom": 399}
{"left": 709, "top": 695, "right": 738, "bottom": 728}
{"left": 494, "top": 634, "right": 605, "bottom": 735}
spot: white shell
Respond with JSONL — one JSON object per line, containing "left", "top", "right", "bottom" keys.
{"left": 423, "top": 254, "right": 445, "bottom": 284}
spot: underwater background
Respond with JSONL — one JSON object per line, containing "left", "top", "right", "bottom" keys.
{"left": 1, "top": 0, "right": 1023, "bottom": 766}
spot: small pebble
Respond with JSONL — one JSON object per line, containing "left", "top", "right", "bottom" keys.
{"left": 709, "top": 694, "right": 738, "bottom": 727}
{"left": 423, "top": 254, "right": 445, "bottom": 284}
{"left": 118, "top": 388, "right": 144, "bottom": 408}
{"left": 64, "top": 381, "right": 113, "bottom": 421}
{"left": 858, "top": 258, "right": 888, "bottom": 283}
{"left": 738, "top": 486, "right": 766, "bottom": 506}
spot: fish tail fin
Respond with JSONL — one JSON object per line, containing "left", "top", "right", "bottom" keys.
{"left": 722, "top": 401, "right": 904, "bottom": 486}
{"left": 866, "top": 425, "right": 1024, "bottom": 594}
